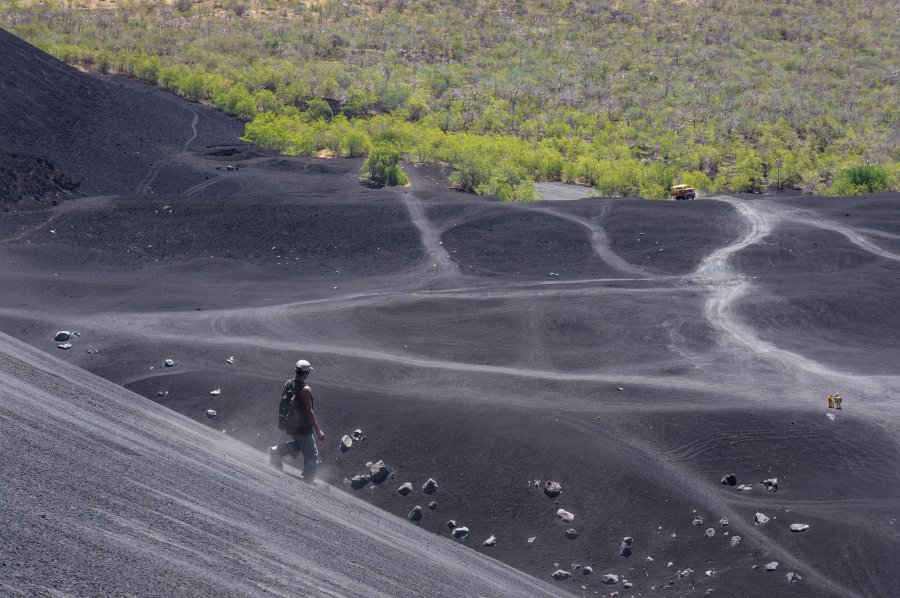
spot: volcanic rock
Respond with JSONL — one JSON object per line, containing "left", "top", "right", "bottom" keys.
{"left": 205, "top": 409, "right": 216, "bottom": 417}
{"left": 765, "top": 562, "right": 779, "bottom": 571}
{"left": 552, "top": 570, "right": 572, "bottom": 581}
{"left": 601, "top": 574, "right": 619, "bottom": 584}
{"left": 447, "top": 520, "right": 457, "bottom": 529}
{"left": 737, "top": 484, "right": 753, "bottom": 491}
{"left": 398, "top": 482, "right": 413, "bottom": 496}
{"left": 790, "top": 523, "right": 809, "bottom": 532}
{"left": 730, "top": 535, "right": 742, "bottom": 547}
{"left": 692, "top": 516, "right": 704, "bottom": 526}
{"left": 619, "top": 536, "right": 633, "bottom": 556}
{"left": 164, "top": 359, "right": 175, "bottom": 367}
{"left": 557, "top": 508, "right": 574, "bottom": 523}
{"left": 407, "top": 506, "right": 422, "bottom": 523}
{"left": 351, "top": 429, "right": 364, "bottom": 441}
{"left": 209, "top": 389, "right": 221, "bottom": 396}
{"left": 583, "top": 566, "right": 593, "bottom": 575}
{"left": 350, "top": 475, "right": 370, "bottom": 489}
{"left": 564, "top": 528, "right": 577, "bottom": 540}
{"left": 428, "top": 501, "right": 437, "bottom": 510}
{"left": 762, "top": 478, "right": 778, "bottom": 492}
{"left": 705, "top": 528, "right": 715, "bottom": 538}
{"left": 57, "top": 343, "right": 72, "bottom": 350}
{"left": 340, "top": 435, "right": 353, "bottom": 452}
{"left": 754, "top": 512, "right": 770, "bottom": 525}
{"left": 787, "top": 572, "right": 802, "bottom": 583}
{"left": 369, "top": 460, "right": 389, "bottom": 484}
{"left": 452, "top": 526, "right": 469, "bottom": 539}
{"left": 543, "top": 481, "right": 562, "bottom": 498}
{"left": 720, "top": 474, "right": 737, "bottom": 486}
{"left": 54, "top": 331, "right": 71, "bottom": 342}
{"left": 422, "top": 478, "right": 438, "bottom": 494}
{"left": 483, "top": 535, "right": 496, "bottom": 547}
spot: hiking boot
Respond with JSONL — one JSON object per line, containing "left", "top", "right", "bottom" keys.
{"left": 268, "top": 446, "right": 283, "bottom": 471}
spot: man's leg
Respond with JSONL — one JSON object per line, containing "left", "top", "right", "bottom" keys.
{"left": 269, "top": 437, "right": 301, "bottom": 470}
{"left": 297, "top": 433, "right": 319, "bottom": 483}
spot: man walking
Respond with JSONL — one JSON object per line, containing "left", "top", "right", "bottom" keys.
{"left": 269, "top": 359, "right": 326, "bottom": 483}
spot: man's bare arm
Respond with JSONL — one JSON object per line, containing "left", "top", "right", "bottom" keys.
{"left": 302, "top": 386, "right": 325, "bottom": 440}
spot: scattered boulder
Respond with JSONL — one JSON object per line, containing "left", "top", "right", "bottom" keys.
{"left": 786, "top": 572, "right": 802, "bottom": 583}
{"left": 720, "top": 474, "right": 737, "bottom": 486}
{"left": 452, "top": 526, "right": 469, "bottom": 539}
{"left": 557, "top": 508, "right": 574, "bottom": 523}
{"left": 422, "top": 478, "right": 438, "bottom": 494}
{"left": 351, "top": 429, "right": 364, "bottom": 441}
{"left": 350, "top": 475, "right": 370, "bottom": 489}
{"left": 209, "top": 389, "right": 221, "bottom": 396}
{"left": 623, "top": 581, "right": 633, "bottom": 588}
{"left": 718, "top": 518, "right": 729, "bottom": 526}
{"left": 564, "top": 528, "right": 578, "bottom": 540}
{"left": 205, "top": 409, "right": 217, "bottom": 417}
{"left": 54, "top": 331, "right": 72, "bottom": 342}
{"left": 705, "top": 528, "right": 715, "bottom": 538}
{"left": 762, "top": 478, "right": 778, "bottom": 492}
{"left": 789, "top": 523, "right": 809, "bottom": 533}
{"left": 543, "top": 481, "right": 562, "bottom": 498}
{"left": 692, "top": 516, "right": 704, "bottom": 526}
{"left": 677, "top": 568, "right": 694, "bottom": 579}
{"left": 164, "top": 359, "right": 175, "bottom": 367}
{"left": 601, "top": 574, "right": 619, "bottom": 585}
{"left": 226, "top": 356, "right": 235, "bottom": 364}
{"left": 398, "top": 482, "right": 413, "bottom": 496}
{"left": 619, "top": 537, "right": 633, "bottom": 557}
{"left": 737, "top": 484, "right": 753, "bottom": 491}
{"left": 552, "top": 570, "right": 572, "bottom": 581}
{"left": 583, "top": 566, "right": 593, "bottom": 575}
{"left": 56, "top": 343, "right": 72, "bottom": 350}
{"left": 427, "top": 501, "right": 437, "bottom": 510}
{"left": 407, "top": 506, "right": 423, "bottom": 523}
{"left": 483, "top": 535, "right": 496, "bottom": 547}
{"left": 369, "top": 460, "right": 390, "bottom": 484}
{"left": 447, "top": 520, "right": 457, "bottom": 529}
{"left": 730, "top": 535, "right": 742, "bottom": 547}
{"left": 156, "top": 391, "right": 168, "bottom": 397}
{"left": 754, "top": 512, "right": 770, "bottom": 525}
{"left": 527, "top": 536, "right": 536, "bottom": 545}
{"left": 765, "top": 562, "right": 779, "bottom": 571}
{"left": 86, "top": 348, "right": 99, "bottom": 354}
{"left": 340, "top": 435, "right": 353, "bottom": 452}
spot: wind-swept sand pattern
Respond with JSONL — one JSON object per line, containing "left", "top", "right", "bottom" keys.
{"left": 2, "top": 29, "right": 899, "bottom": 598}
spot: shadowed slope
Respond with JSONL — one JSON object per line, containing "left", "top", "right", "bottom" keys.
{"left": 0, "top": 331, "right": 562, "bottom": 598}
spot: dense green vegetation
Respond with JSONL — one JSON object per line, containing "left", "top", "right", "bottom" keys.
{"left": 3, "top": 0, "right": 897, "bottom": 199}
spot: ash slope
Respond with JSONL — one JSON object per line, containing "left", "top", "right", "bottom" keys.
{"left": 0, "top": 332, "right": 561, "bottom": 598}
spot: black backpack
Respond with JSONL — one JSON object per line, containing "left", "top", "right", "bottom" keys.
{"left": 277, "top": 379, "right": 308, "bottom": 431}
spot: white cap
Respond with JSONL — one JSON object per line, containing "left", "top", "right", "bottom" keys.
{"left": 294, "top": 359, "right": 312, "bottom": 372}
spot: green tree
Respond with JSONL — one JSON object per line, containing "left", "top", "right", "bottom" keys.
{"left": 360, "top": 143, "right": 409, "bottom": 186}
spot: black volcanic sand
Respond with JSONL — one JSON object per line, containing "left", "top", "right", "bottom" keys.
{"left": 2, "top": 29, "right": 900, "bottom": 597}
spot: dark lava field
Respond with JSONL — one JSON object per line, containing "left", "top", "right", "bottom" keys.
{"left": 2, "top": 28, "right": 899, "bottom": 598}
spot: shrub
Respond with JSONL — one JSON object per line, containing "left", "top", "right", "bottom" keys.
{"left": 829, "top": 165, "right": 890, "bottom": 195}
{"left": 305, "top": 98, "right": 333, "bottom": 122}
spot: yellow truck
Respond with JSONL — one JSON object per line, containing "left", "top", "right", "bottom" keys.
{"left": 670, "top": 184, "right": 696, "bottom": 200}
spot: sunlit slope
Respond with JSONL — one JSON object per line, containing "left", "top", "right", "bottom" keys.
{"left": 0, "top": 332, "right": 562, "bottom": 598}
